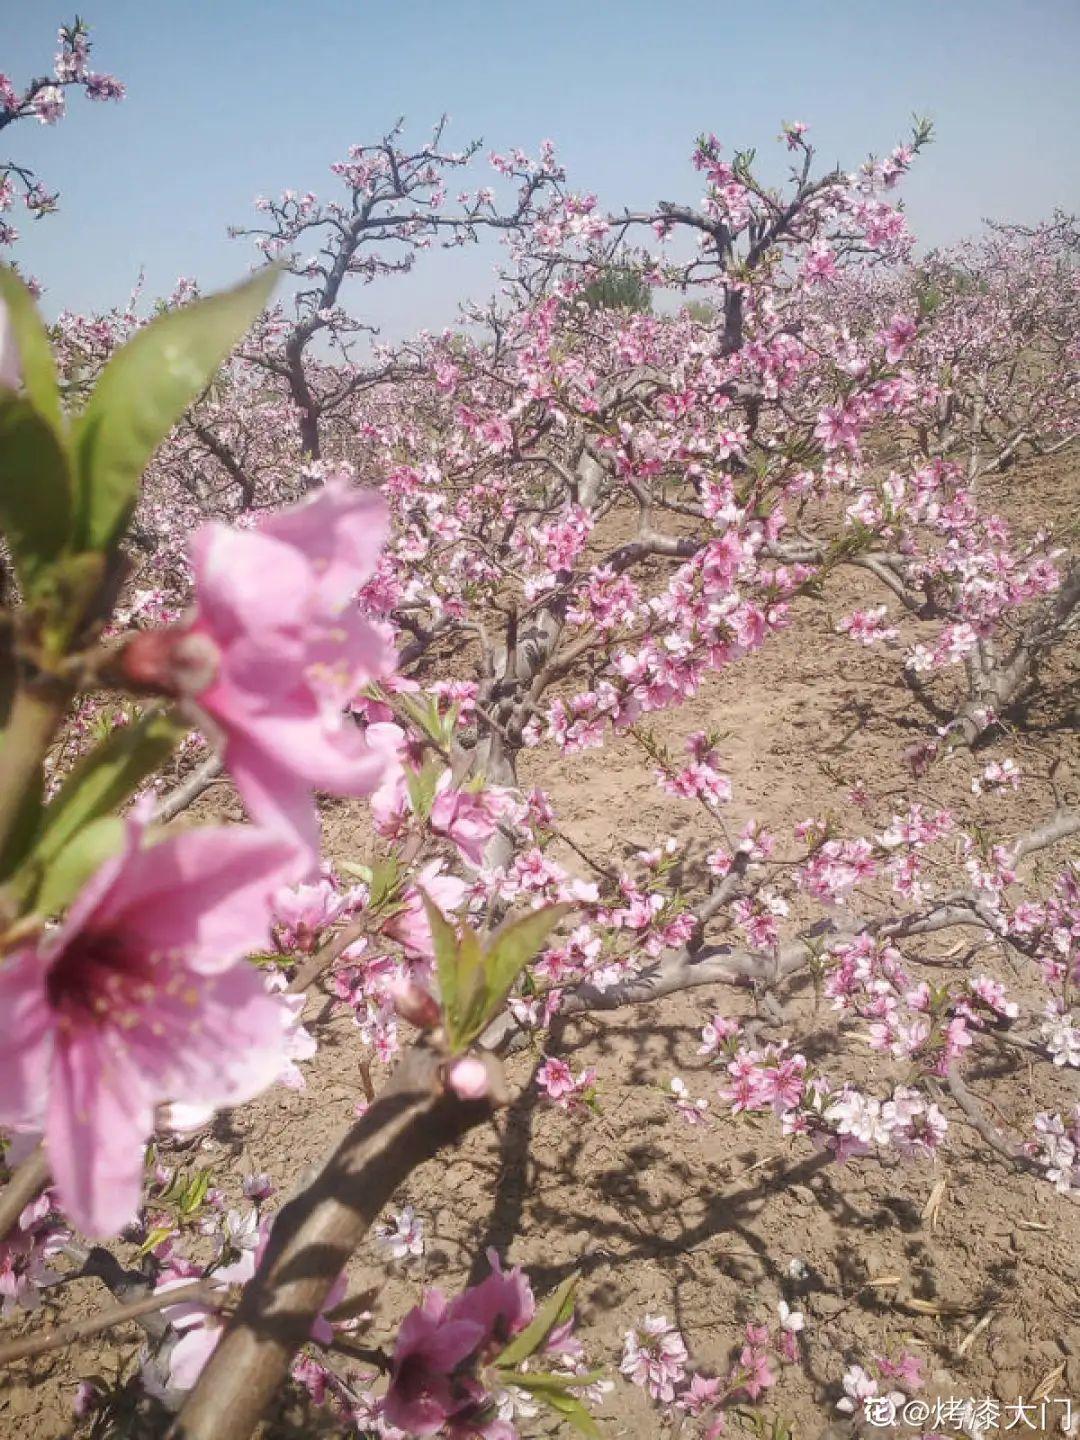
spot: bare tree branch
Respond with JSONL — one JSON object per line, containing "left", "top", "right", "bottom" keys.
{"left": 0, "top": 1145, "right": 49, "bottom": 1243}
{"left": 0, "top": 1281, "right": 223, "bottom": 1369}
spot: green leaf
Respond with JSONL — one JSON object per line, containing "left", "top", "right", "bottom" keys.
{"left": 136, "top": 1225, "right": 175, "bottom": 1259}
{"left": 405, "top": 758, "right": 442, "bottom": 823}
{"left": 395, "top": 690, "right": 458, "bottom": 749}
{"left": 451, "top": 923, "right": 487, "bottom": 1046}
{"left": 510, "top": 1372, "right": 604, "bottom": 1437}
{"left": 479, "top": 903, "right": 570, "bottom": 1034}
{"left": 0, "top": 266, "right": 64, "bottom": 433}
{"left": 419, "top": 893, "right": 484, "bottom": 1049}
{"left": 421, "top": 890, "right": 461, "bottom": 1026}
{"left": 420, "top": 900, "right": 570, "bottom": 1051}
{"left": 73, "top": 268, "right": 277, "bottom": 550}
{"left": 179, "top": 1169, "right": 211, "bottom": 1217}
{"left": 34, "top": 814, "right": 124, "bottom": 916}
{"left": 0, "top": 766, "right": 42, "bottom": 885}
{"left": 510, "top": 1370, "right": 605, "bottom": 1395}
{"left": 542, "top": 1393, "right": 602, "bottom": 1438}
{"left": 495, "top": 1272, "right": 579, "bottom": 1368}
{"left": 33, "top": 708, "right": 184, "bottom": 869}
{"left": 30, "top": 549, "right": 107, "bottom": 656}
{"left": 0, "top": 395, "right": 73, "bottom": 584}
{"left": 367, "top": 855, "right": 402, "bottom": 911}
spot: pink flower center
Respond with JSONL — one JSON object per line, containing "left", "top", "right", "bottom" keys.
{"left": 46, "top": 932, "right": 165, "bottom": 1027}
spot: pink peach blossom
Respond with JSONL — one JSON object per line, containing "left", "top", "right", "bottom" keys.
{"left": 383, "top": 1289, "right": 487, "bottom": 1435}
{"left": 125, "top": 481, "right": 395, "bottom": 860}
{"left": 0, "top": 814, "right": 303, "bottom": 1236}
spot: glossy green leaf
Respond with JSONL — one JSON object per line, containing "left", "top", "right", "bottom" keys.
{"left": 73, "top": 268, "right": 277, "bottom": 550}
{"left": 479, "top": 903, "right": 570, "bottom": 1035}
{"left": 0, "top": 266, "right": 64, "bottom": 433}
{"left": 34, "top": 814, "right": 124, "bottom": 917}
{"left": 0, "top": 395, "right": 72, "bottom": 584}
{"left": 494, "top": 1272, "right": 579, "bottom": 1368}
{"left": 33, "top": 708, "right": 184, "bottom": 868}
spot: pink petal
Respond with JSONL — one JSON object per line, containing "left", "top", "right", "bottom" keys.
{"left": 126, "top": 962, "right": 295, "bottom": 1111}
{"left": 210, "top": 630, "right": 308, "bottom": 702}
{"left": 223, "top": 691, "right": 388, "bottom": 791}
{"left": 168, "top": 1323, "right": 223, "bottom": 1390}
{"left": 0, "top": 951, "right": 53, "bottom": 1129}
{"left": 46, "top": 1032, "right": 153, "bottom": 1237}
{"left": 218, "top": 713, "right": 386, "bottom": 866}
{"left": 259, "top": 483, "right": 388, "bottom": 612}
{"left": 300, "top": 607, "right": 397, "bottom": 704}
{"left": 190, "top": 525, "right": 316, "bottom": 643}
{"left": 95, "top": 826, "right": 306, "bottom": 973}
{"left": 419, "top": 1316, "right": 486, "bottom": 1371}
{"left": 220, "top": 732, "right": 321, "bottom": 862}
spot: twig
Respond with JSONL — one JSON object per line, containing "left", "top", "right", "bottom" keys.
{"left": 0, "top": 1145, "right": 50, "bottom": 1242}
{"left": 287, "top": 917, "right": 372, "bottom": 995}
{"left": 944, "top": 1067, "right": 1037, "bottom": 1172}
{"left": 0, "top": 1280, "right": 223, "bottom": 1367}
{"left": 548, "top": 822, "right": 620, "bottom": 884}
{"left": 152, "top": 754, "right": 225, "bottom": 824}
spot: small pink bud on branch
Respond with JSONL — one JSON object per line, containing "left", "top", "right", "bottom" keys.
{"left": 447, "top": 1055, "right": 491, "bottom": 1100}
{"left": 387, "top": 977, "right": 443, "bottom": 1031}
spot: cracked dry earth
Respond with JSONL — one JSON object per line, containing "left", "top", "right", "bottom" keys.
{"left": 1, "top": 450, "right": 1078, "bottom": 1439}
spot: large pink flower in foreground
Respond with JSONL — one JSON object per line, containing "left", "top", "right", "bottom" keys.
{"left": 0, "top": 817, "right": 303, "bottom": 1237}
{"left": 125, "top": 481, "right": 395, "bottom": 859}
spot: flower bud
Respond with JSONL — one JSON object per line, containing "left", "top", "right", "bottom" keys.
{"left": 448, "top": 1055, "right": 491, "bottom": 1101}
{"left": 387, "top": 977, "right": 441, "bottom": 1031}
{"left": 116, "top": 627, "right": 220, "bottom": 698}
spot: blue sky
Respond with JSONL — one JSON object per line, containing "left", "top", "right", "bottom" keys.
{"left": 2, "top": 0, "right": 1078, "bottom": 338}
